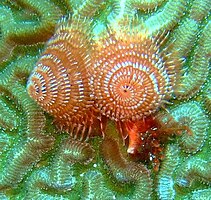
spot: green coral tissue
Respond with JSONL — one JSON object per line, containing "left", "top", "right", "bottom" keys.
{"left": 0, "top": 0, "right": 210, "bottom": 199}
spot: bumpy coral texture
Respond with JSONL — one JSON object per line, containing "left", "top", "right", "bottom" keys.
{"left": 0, "top": 0, "right": 210, "bottom": 199}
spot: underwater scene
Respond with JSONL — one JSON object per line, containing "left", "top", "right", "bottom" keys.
{"left": 0, "top": 0, "right": 210, "bottom": 199}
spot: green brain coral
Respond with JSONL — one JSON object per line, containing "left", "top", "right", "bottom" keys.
{"left": 0, "top": 0, "right": 210, "bottom": 199}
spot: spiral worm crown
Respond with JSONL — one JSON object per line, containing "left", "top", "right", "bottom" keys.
{"left": 27, "top": 16, "right": 94, "bottom": 132}
{"left": 27, "top": 16, "right": 180, "bottom": 134}
{"left": 92, "top": 27, "right": 178, "bottom": 121}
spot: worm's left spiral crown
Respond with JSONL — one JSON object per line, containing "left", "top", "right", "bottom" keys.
{"left": 27, "top": 16, "right": 94, "bottom": 132}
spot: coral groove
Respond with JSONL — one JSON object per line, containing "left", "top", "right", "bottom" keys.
{"left": 101, "top": 137, "right": 153, "bottom": 200}
{"left": 157, "top": 144, "right": 180, "bottom": 200}
{"left": 170, "top": 101, "right": 209, "bottom": 153}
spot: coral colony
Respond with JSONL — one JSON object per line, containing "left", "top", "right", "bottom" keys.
{"left": 0, "top": 0, "right": 210, "bottom": 199}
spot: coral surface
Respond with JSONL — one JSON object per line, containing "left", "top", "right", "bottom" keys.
{"left": 0, "top": 0, "right": 210, "bottom": 199}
